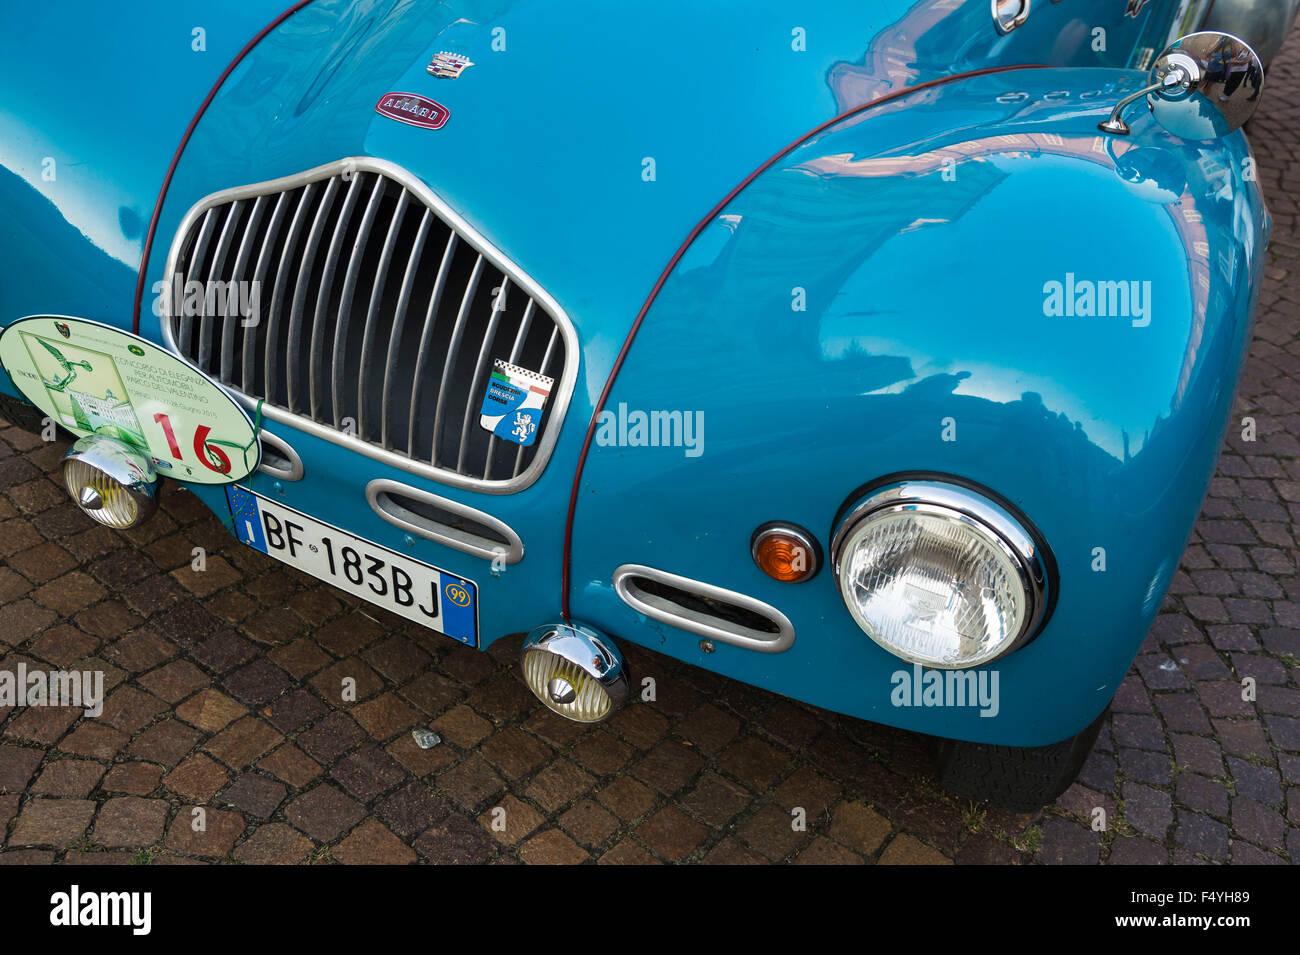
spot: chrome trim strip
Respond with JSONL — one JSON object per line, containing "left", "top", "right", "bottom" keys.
{"left": 246, "top": 190, "right": 290, "bottom": 392}
{"left": 459, "top": 275, "right": 508, "bottom": 472}
{"left": 407, "top": 230, "right": 458, "bottom": 456}
{"left": 178, "top": 208, "right": 217, "bottom": 356}
{"left": 509, "top": 299, "right": 536, "bottom": 364}
{"left": 256, "top": 429, "right": 305, "bottom": 482}
{"left": 485, "top": 297, "right": 534, "bottom": 479}
{"left": 223, "top": 194, "right": 267, "bottom": 384}
{"left": 268, "top": 182, "right": 317, "bottom": 406}
{"left": 359, "top": 189, "right": 409, "bottom": 443}
{"left": 287, "top": 177, "right": 338, "bottom": 414}
{"left": 199, "top": 200, "right": 242, "bottom": 373}
{"left": 433, "top": 253, "right": 483, "bottom": 465}
{"left": 518, "top": 324, "right": 561, "bottom": 476}
{"left": 365, "top": 478, "right": 524, "bottom": 563}
{"left": 333, "top": 174, "right": 386, "bottom": 430}
{"left": 161, "top": 156, "right": 580, "bottom": 495}
{"left": 310, "top": 173, "right": 364, "bottom": 421}
{"left": 382, "top": 208, "right": 430, "bottom": 451}
{"left": 612, "top": 563, "right": 795, "bottom": 653}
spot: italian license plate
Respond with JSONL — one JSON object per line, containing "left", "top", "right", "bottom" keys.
{"left": 225, "top": 486, "right": 477, "bottom": 647}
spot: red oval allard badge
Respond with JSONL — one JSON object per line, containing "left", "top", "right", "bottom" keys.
{"left": 375, "top": 91, "right": 450, "bottom": 130}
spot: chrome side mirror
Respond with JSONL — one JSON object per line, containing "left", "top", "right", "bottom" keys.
{"left": 1099, "top": 32, "right": 1264, "bottom": 139}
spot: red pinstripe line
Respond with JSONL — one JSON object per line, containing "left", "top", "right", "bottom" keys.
{"left": 132, "top": 1, "right": 314, "bottom": 335}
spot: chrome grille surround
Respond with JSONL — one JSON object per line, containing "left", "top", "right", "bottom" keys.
{"left": 160, "top": 157, "right": 577, "bottom": 494}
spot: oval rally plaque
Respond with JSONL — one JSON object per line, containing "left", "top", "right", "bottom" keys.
{"left": 0, "top": 315, "right": 260, "bottom": 484}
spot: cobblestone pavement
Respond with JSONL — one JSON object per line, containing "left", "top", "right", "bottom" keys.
{"left": 2, "top": 40, "right": 1299, "bottom": 868}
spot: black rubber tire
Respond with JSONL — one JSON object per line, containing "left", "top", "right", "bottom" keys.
{"left": 930, "top": 709, "right": 1107, "bottom": 811}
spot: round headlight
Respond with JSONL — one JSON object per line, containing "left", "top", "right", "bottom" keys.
{"left": 831, "top": 481, "right": 1049, "bottom": 669}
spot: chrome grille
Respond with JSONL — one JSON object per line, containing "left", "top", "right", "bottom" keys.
{"left": 161, "top": 157, "right": 575, "bottom": 493}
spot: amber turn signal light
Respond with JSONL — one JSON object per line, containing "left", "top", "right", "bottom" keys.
{"left": 751, "top": 522, "right": 822, "bottom": 583}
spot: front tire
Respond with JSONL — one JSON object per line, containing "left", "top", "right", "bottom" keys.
{"left": 930, "top": 709, "right": 1107, "bottom": 811}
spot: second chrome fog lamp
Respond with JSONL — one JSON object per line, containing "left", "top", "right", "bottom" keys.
{"left": 831, "top": 481, "right": 1050, "bottom": 670}
{"left": 520, "top": 622, "right": 630, "bottom": 723}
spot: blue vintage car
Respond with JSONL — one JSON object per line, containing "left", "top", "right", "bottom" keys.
{"left": 0, "top": 0, "right": 1293, "bottom": 809}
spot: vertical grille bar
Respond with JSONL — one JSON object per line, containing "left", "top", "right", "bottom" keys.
{"left": 309, "top": 174, "right": 364, "bottom": 420}
{"left": 331, "top": 174, "right": 387, "bottom": 429}
{"left": 381, "top": 208, "right": 431, "bottom": 450}
{"left": 407, "top": 230, "right": 458, "bottom": 456}
{"left": 515, "top": 324, "right": 560, "bottom": 477}
{"left": 178, "top": 208, "right": 218, "bottom": 356}
{"left": 356, "top": 189, "right": 409, "bottom": 442}
{"left": 244, "top": 190, "right": 291, "bottom": 393}
{"left": 198, "top": 200, "right": 244, "bottom": 372}
{"left": 432, "top": 254, "right": 484, "bottom": 466}
{"left": 483, "top": 298, "right": 535, "bottom": 480}
{"left": 285, "top": 178, "right": 338, "bottom": 414}
{"left": 220, "top": 194, "right": 267, "bottom": 384}
{"left": 458, "top": 276, "right": 510, "bottom": 472}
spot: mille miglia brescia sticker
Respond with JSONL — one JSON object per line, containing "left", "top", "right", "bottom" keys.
{"left": 478, "top": 359, "right": 554, "bottom": 447}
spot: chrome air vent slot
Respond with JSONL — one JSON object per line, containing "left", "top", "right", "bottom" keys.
{"left": 257, "top": 430, "right": 303, "bottom": 481}
{"left": 366, "top": 478, "right": 523, "bottom": 563}
{"left": 162, "top": 157, "right": 576, "bottom": 494}
{"left": 635, "top": 578, "right": 780, "bottom": 633}
{"left": 612, "top": 564, "right": 795, "bottom": 653}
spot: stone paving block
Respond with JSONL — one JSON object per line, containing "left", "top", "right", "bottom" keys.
{"left": 232, "top": 823, "right": 313, "bottom": 865}
{"left": 91, "top": 796, "right": 169, "bottom": 848}
{"left": 879, "top": 833, "right": 953, "bottom": 865}
{"left": 101, "top": 762, "right": 164, "bottom": 796}
{"left": 164, "top": 753, "right": 230, "bottom": 802}
{"left": 0, "top": 743, "right": 43, "bottom": 792}
{"left": 10, "top": 797, "right": 96, "bottom": 847}
{"left": 284, "top": 785, "right": 365, "bottom": 843}
{"left": 413, "top": 812, "right": 497, "bottom": 864}
{"left": 518, "top": 828, "right": 587, "bottom": 865}
{"left": 335, "top": 819, "right": 416, "bottom": 864}
{"left": 221, "top": 774, "right": 288, "bottom": 819}
{"left": 31, "top": 759, "right": 105, "bottom": 797}
{"left": 165, "top": 806, "right": 247, "bottom": 857}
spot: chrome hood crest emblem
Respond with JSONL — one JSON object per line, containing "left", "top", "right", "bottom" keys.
{"left": 427, "top": 51, "right": 473, "bottom": 78}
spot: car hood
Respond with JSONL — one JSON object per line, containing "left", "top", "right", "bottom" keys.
{"left": 149, "top": 0, "right": 1050, "bottom": 364}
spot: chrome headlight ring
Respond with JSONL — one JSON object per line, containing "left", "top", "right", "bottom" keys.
{"left": 830, "top": 479, "right": 1051, "bottom": 670}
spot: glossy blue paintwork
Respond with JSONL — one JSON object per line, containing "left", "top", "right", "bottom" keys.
{"left": 0, "top": 0, "right": 1270, "bottom": 746}
{"left": 571, "top": 66, "right": 1267, "bottom": 745}
{"left": 0, "top": 1, "right": 294, "bottom": 338}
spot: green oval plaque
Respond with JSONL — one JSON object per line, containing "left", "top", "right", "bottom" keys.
{"left": 0, "top": 315, "right": 261, "bottom": 484}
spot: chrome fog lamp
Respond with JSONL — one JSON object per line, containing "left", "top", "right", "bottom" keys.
{"left": 831, "top": 481, "right": 1049, "bottom": 670}
{"left": 62, "top": 435, "right": 158, "bottom": 529}
{"left": 520, "top": 622, "right": 629, "bottom": 723}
